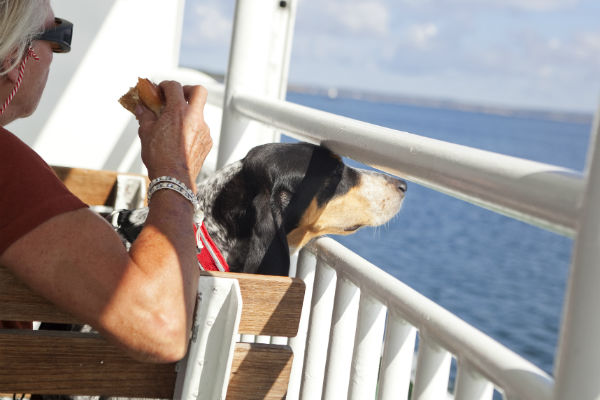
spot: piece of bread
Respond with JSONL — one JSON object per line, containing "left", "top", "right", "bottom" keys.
{"left": 119, "top": 78, "right": 163, "bottom": 117}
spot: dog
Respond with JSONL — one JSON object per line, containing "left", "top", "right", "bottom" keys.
{"left": 114, "top": 142, "right": 407, "bottom": 276}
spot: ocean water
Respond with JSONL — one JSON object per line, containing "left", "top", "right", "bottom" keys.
{"left": 285, "top": 91, "right": 593, "bottom": 376}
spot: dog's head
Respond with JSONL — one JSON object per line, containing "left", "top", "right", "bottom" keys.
{"left": 210, "top": 142, "right": 406, "bottom": 275}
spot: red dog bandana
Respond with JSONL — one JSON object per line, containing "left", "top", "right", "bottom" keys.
{"left": 194, "top": 222, "right": 230, "bottom": 272}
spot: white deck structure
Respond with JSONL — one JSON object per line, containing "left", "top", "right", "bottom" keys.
{"left": 10, "top": 0, "right": 600, "bottom": 399}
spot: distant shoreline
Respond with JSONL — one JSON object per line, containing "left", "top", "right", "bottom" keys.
{"left": 196, "top": 69, "right": 594, "bottom": 125}
{"left": 288, "top": 85, "right": 594, "bottom": 125}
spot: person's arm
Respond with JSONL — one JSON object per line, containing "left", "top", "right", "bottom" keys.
{"left": 0, "top": 81, "right": 212, "bottom": 363}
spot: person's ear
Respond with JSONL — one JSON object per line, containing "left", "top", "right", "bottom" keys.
{"left": 1, "top": 52, "right": 22, "bottom": 83}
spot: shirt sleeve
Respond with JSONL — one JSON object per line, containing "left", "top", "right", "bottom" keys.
{"left": 0, "top": 129, "right": 88, "bottom": 255}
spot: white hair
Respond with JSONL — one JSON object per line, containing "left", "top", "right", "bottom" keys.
{"left": 0, "top": 0, "right": 49, "bottom": 75}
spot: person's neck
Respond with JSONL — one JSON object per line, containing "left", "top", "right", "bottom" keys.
{"left": 0, "top": 111, "right": 17, "bottom": 126}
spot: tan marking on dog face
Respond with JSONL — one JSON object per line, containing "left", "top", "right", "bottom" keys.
{"left": 287, "top": 169, "right": 405, "bottom": 251}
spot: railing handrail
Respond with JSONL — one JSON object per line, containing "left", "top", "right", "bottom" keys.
{"left": 230, "top": 91, "right": 583, "bottom": 237}
{"left": 306, "top": 237, "right": 554, "bottom": 400}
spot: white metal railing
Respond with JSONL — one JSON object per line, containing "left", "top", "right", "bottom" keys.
{"left": 222, "top": 95, "right": 598, "bottom": 400}
{"left": 286, "top": 238, "right": 555, "bottom": 400}
{"left": 215, "top": 76, "right": 599, "bottom": 400}
{"left": 212, "top": 1, "right": 600, "bottom": 399}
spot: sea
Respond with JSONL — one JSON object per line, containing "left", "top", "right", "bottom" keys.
{"left": 285, "top": 90, "right": 594, "bottom": 378}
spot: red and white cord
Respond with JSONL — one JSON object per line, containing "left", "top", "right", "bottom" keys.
{"left": 0, "top": 46, "right": 40, "bottom": 115}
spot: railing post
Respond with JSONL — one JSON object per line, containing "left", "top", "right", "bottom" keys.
{"left": 348, "top": 295, "right": 387, "bottom": 400}
{"left": 300, "top": 261, "right": 337, "bottom": 400}
{"left": 412, "top": 335, "right": 452, "bottom": 400}
{"left": 217, "top": 0, "right": 298, "bottom": 168}
{"left": 378, "top": 314, "right": 417, "bottom": 400}
{"left": 454, "top": 361, "right": 494, "bottom": 400}
{"left": 553, "top": 103, "right": 600, "bottom": 399}
{"left": 322, "top": 278, "right": 360, "bottom": 399}
{"left": 287, "top": 249, "right": 317, "bottom": 400}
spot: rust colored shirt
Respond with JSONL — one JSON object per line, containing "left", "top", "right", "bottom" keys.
{"left": 0, "top": 127, "right": 87, "bottom": 330}
{"left": 0, "top": 126, "right": 87, "bottom": 255}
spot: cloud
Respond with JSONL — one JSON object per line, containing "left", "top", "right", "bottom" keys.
{"left": 179, "top": 0, "right": 598, "bottom": 111}
{"left": 571, "top": 32, "right": 600, "bottom": 64}
{"left": 297, "top": 0, "right": 390, "bottom": 37}
{"left": 185, "top": 2, "right": 232, "bottom": 45}
{"left": 407, "top": 23, "right": 439, "bottom": 49}
{"left": 180, "top": 1, "right": 234, "bottom": 71}
{"left": 325, "top": 0, "right": 390, "bottom": 36}
{"left": 447, "top": 0, "right": 579, "bottom": 12}
{"left": 494, "top": 0, "right": 578, "bottom": 11}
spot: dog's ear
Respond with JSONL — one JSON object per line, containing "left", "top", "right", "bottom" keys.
{"left": 243, "top": 191, "right": 291, "bottom": 276}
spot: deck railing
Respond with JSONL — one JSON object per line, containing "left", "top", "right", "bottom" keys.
{"left": 288, "top": 238, "right": 555, "bottom": 400}
{"left": 217, "top": 89, "right": 599, "bottom": 400}
{"left": 207, "top": 1, "right": 600, "bottom": 399}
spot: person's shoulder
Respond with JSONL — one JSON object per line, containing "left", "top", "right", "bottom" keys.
{"left": 0, "top": 126, "right": 33, "bottom": 154}
{"left": 1, "top": 126, "right": 50, "bottom": 169}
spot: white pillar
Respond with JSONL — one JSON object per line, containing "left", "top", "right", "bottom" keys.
{"left": 553, "top": 104, "right": 600, "bottom": 399}
{"left": 217, "top": 0, "right": 298, "bottom": 168}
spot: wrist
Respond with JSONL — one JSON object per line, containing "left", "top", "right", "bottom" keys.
{"left": 147, "top": 176, "right": 199, "bottom": 216}
{"left": 147, "top": 168, "right": 196, "bottom": 193}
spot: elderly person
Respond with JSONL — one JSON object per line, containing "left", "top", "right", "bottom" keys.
{"left": 0, "top": 0, "right": 212, "bottom": 363}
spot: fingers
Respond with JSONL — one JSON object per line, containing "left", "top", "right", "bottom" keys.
{"left": 135, "top": 104, "right": 157, "bottom": 135}
{"left": 154, "top": 80, "right": 208, "bottom": 108}
{"left": 157, "top": 81, "right": 208, "bottom": 118}
{"left": 159, "top": 80, "right": 186, "bottom": 108}
{"left": 183, "top": 85, "right": 208, "bottom": 114}
{"left": 135, "top": 103, "right": 158, "bottom": 128}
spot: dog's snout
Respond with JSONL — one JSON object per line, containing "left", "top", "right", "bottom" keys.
{"left": 397, "top": 179, "right": 407, "bottom": 193}
{"left": 381, "top": 174, "right": 407, "bottom": 193}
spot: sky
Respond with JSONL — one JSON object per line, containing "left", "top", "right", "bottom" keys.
{"left": 180, "top": 0, "right": 600, "bottom": 113}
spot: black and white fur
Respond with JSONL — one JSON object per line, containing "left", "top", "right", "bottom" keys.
{"left": 115, "top": 142, "right": 407, "bottom": 276}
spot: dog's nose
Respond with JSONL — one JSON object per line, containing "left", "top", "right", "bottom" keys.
{"left": 398, "top": 179, "right": 407, "bottom": 193}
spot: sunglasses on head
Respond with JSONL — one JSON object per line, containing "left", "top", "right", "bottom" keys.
{"left": 35, "top": 17, "right": 73, "bottom": 53}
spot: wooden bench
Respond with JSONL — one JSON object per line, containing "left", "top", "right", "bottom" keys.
{"left": 0, "top": 167, "right": 305, "bottom": 399}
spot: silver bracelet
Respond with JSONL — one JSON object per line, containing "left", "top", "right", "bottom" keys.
{"left": 147, "top": 176, "right": 199, "bottom": 212}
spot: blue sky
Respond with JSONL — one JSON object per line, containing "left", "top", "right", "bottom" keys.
{"left": 180, "top": 0, "right": 600, "bottom": 113}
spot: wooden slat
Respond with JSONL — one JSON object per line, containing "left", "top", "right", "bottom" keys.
{"left": 0, "top": 330, "right": 292, "bottom": 399}
{"left": 0, "top": 267, "right": 305, "bottom": 337}
{"left": 52, "top": 166, "right": 120, "bottom": 206}
{"left": 0, "top": 329, "right": 175, "bottom": 398}
{"left": 203, "top": 271, "right": 305, "bottom": 336}
{"left": 229, "top": 342, "right": 293, "bottom": 400}
{"left": 52, "top": 166, "right": 149, "bottom": 206}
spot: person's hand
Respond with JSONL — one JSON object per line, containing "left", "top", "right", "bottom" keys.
{"left": 135, "top": 81, "right": 212, "bottom": 190}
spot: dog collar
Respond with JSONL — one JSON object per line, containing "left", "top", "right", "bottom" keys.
{"left": 194, "top": 221, "right": 230, "bottom": 272}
